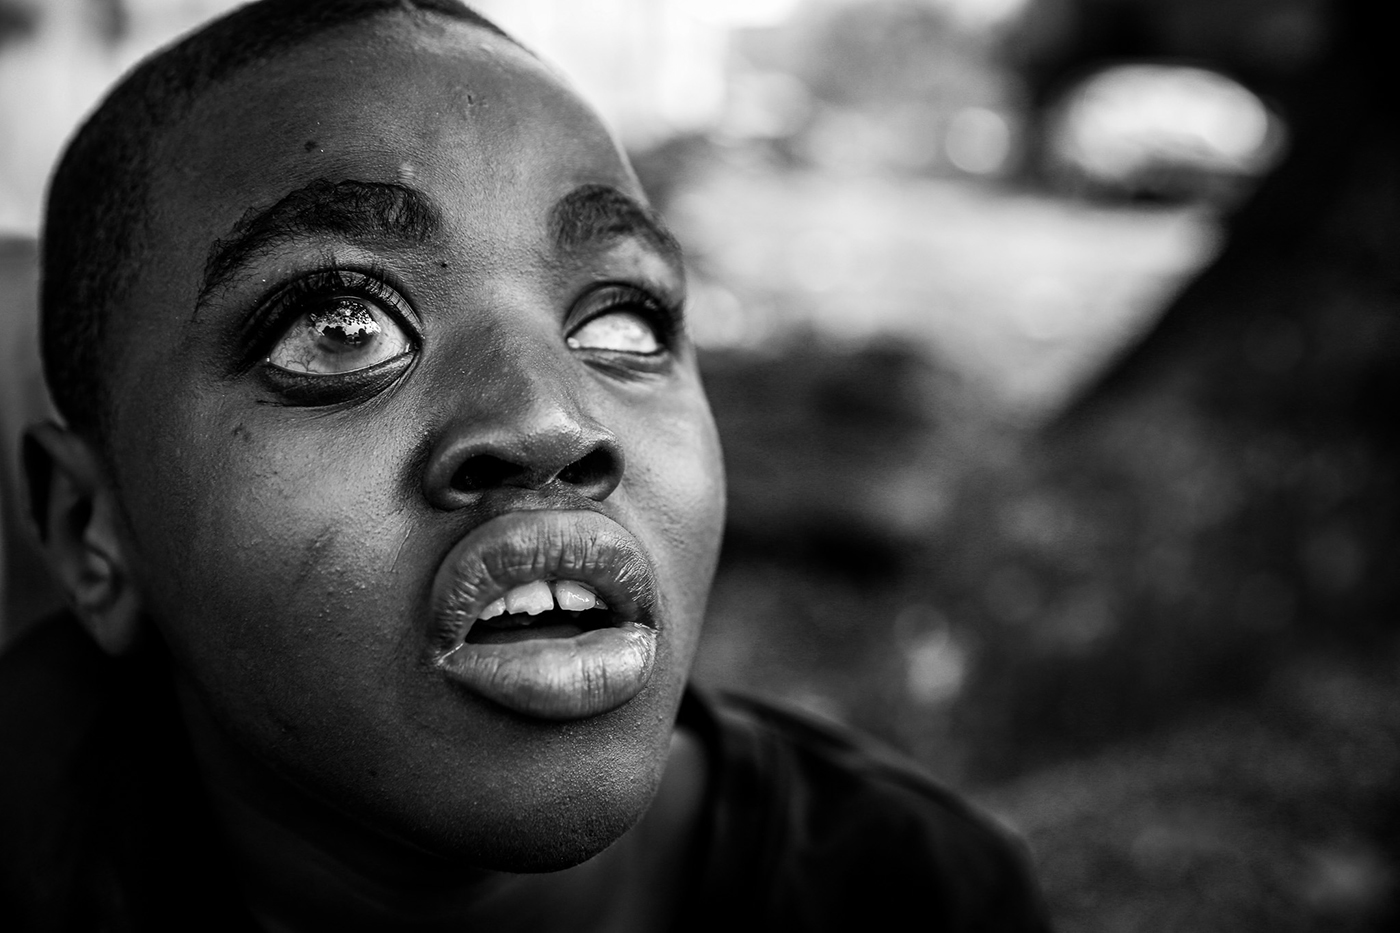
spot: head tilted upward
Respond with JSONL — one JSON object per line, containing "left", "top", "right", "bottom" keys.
{"left": 30, "top": 0, "right": 725, "bottom": 882}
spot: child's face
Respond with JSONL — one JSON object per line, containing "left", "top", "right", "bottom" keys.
{"left": 97, "top": 18, "right": 725, "bottom": 866}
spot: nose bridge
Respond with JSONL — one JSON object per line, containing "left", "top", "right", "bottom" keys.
{"left": 469, "top": 313, "right": 596, "bottom": 452}
{"left": 422, "top": 294, "right": 623, "bottom": 505}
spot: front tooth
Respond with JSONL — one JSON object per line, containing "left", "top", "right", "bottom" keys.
{"left": 478, "top": 597, "right": 506, "bottom": 620}
{"left": 553, "top": 580, "right": 599, "bottom": 612}
{"left": 503, "top": 580, "right": 553, "bottom": 616}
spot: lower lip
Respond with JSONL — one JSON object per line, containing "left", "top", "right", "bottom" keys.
{"left": 439, "top": 623, "right": 657, "bottom": 720}
{"left": 428, "top": 511, "right": 660, "bottom": 721}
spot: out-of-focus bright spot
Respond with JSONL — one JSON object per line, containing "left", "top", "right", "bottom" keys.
{"left": 688, "top": 278, "right": 761, "bottom": 349}
{"left": 945, "top": 106, "right": 1013, "bottom": 176}
{"left": 474, "top": 0, "right": 733, "bottom": 145}
{"left": 723, "top": 71, "right": 814, "bottom": 140}
{"left": 682, "top": 0, "right": 802, "bottom": 28}
{"left": 1302, "top": 844, "right": 1395, "bottom": 915}
{"left": 933, "top": 0, "right": 1033, "bottom": 31}
{"left": 654, "top": 21, "right": 729, "bottom": 137}
{"left": 905, "top": 628, "right": 969, "bottom": 706}
{"left": 1048, "top": 63, "right": 1285, "bottom": 202}
{"left": 796, "top": 106, "right": 952, "bottom": 176}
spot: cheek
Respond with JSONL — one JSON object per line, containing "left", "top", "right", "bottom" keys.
{"left": 123, "top": 411, "right": 422, "bottom": 727}
{"left": 621, "top": 391, "right": 727, "bottom": 651}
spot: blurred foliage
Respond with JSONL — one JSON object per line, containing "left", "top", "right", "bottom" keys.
{"left": 684, "top": 2, "right": 1399, "bottom": 929}
{"left": 720, "top": 0, "right": 1019, "bottom": 178}
{"left": 692, "top": 209, "right": 1399, "bottom": 927}
{"left": 984, "top": 646, "right": 1400, "bottom": 931}
{"left": 737, "top": 0, "right": 1003, "bottom": 110}
{"left": 1006, "top": 0, "right": 1337, "bottom": 108}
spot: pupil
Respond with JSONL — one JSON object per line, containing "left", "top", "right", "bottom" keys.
{"left": 310, "top": 300, "right": 380, "bottom": 347}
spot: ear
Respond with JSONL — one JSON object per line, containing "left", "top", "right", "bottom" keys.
{"left": 22, "top": 422, "right": 145, "bottom": 655}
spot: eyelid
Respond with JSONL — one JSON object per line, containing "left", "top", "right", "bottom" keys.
{"left": 567, "top": 283, "right": 683, "bottom": 351}
{"left": 239, "top": 265, "right": 420, "bottom": 370}
{"left": 261, "top": 352, "right": 414, "bottom": 406}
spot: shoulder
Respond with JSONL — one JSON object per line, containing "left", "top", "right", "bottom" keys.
{"left": 0, "top": 613, "right": 110, "bottom": 824}
{"left": 0, "top": 615, "right": 250, "bottom": 932}
{"left": 0, "top": 613, "right": 111, "bottom": 929}
{"left": 680, "top": 687, "right": 1053, "bottom": 931}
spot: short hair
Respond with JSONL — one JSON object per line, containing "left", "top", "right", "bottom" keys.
{"left": 40, "top": 0, "right": 513, "bottom": 438}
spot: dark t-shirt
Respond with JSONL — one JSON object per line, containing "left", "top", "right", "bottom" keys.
{"left": 1, "top": 615, "right": 1051, "bottom": 931}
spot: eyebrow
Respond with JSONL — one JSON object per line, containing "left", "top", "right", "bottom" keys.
{"left": 199, "top": 179, "right": 440, "bottom": 303}
{"left": 198, "top": 179, "right": 679, "bottom": 303}
{"left": 549, "top": 184, "right": 682, "bottom": 266}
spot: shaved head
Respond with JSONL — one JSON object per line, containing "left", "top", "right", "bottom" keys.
{"left": 40, "top": 0, "right": 513, "bottom": 438}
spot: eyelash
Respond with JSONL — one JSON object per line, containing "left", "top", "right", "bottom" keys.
{"left": 243, "top": 265, "right": 416, "bottom": 367}
{"left": 237, "top": 268, "right": 683, "bottom": 405}
{"left": 571, "top": 283, "right": 685, "bottom": 352}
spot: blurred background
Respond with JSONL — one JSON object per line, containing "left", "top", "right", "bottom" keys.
{"left": 2, "top": 0, "right": 1397, "bottom": 929}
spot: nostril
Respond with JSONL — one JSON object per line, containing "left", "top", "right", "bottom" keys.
{"left": 451, "top": 454, "right": 523, "bottom": 493}
{"left": 557, "top": 447, "right": 622, "bottom": 498}
{"left": 440, "top": 443, "right": 623, "bottom": 501}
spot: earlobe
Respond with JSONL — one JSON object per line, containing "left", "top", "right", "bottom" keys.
{"left": 22, "top": 422, "right": 145, "bottom": 655}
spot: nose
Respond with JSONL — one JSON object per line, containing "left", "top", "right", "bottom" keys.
{"left": 422, "top": 360, "right": 625, "bottom": 510}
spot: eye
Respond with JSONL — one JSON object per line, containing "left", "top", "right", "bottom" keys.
{"left": 566, "top": 284, "right": 676, "bottom": 358}
{"left": 567, "top": 310, "right": 663, "bottom": 355}
{"left": 268, "top": 295, "right": 412, "bottom": 375}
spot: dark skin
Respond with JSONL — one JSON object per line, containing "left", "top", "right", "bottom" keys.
{"left": 26, "top": 14, "right": 725, "bottom": 931}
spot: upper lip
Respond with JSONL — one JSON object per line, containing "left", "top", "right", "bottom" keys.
{"left": 427, "top": 509, "right": 659, "bottom": 656}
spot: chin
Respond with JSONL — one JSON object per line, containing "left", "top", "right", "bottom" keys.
{"left": 352, "top": 717, "right": 671, "bottom": 874}
{"left": 470, "top": 808, "right": 638, "bottom": 873}
{"left": 405, "top": 763, "right": 662, "bottom": 873}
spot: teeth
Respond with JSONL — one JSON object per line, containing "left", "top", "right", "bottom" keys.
{"left": 477, "top": 580, "right": 605, "bottom": 621}
{"left": 553, "top": 580, "right": 600, "bottom": 611}
{"left": 502, "top": 580, "right": 553, "bottom": 616}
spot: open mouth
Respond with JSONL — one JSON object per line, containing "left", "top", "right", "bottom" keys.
{"left": 461, "top": 580, "right": 614, "bottom": 645}
{"left": 429, "top": 511, "right": 660, "bottom": 721}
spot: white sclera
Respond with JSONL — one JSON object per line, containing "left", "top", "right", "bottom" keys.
{"left": 567, "top": 312, "right": 660, "bottom": 354}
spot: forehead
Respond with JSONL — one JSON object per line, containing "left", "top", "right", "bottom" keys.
{"left": 140, "top": 15, "right": 637, "bottom": 307}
